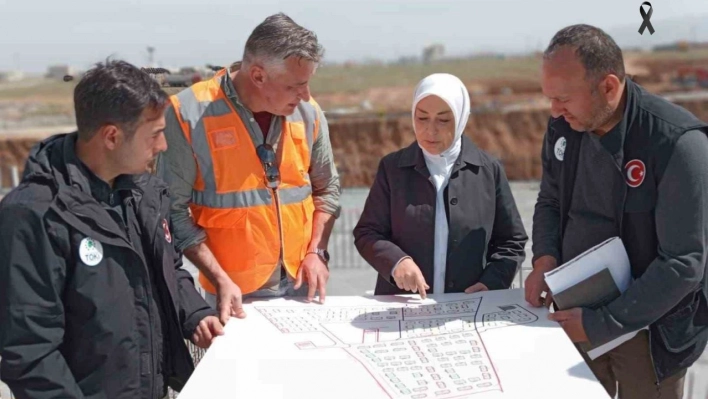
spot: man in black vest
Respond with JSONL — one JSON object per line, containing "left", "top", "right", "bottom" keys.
{"left": 524, "top": 24, "right": 708, "bottom": 398}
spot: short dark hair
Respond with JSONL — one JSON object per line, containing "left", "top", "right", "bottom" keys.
{"left": 544, "top": 24, "right": 625, "bottom": 84}
{"left": 74, "top": 59, "right": 168, "bottom": 140}
{"left": 243, "top": 13, "right": 324, "bottom": 69}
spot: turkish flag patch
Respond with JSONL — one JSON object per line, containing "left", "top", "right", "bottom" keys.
{"left": 162, "top": 219, "right": 172, "bottom": 244}
{"left": 625, "top": 159, "right": 646, "bottom": 188}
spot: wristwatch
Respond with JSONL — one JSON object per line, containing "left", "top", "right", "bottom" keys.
{"left": 307, "top": 248, "right": 330, "bottom": 264}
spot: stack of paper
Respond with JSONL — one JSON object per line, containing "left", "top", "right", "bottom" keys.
{"left": 544, "top": 237, "right": 645, "bottom": 359}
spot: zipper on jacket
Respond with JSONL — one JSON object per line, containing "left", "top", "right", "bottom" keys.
{"left": 144, "top": 266, "right": 158, "bottom": 399}
{"left": 123, "top": 198, "right": 159, "bottom": 399}
{"left": 152, "top": 190, "right": 181, "bottom": 322}
{"left": 152, "top": 190, "right": 189, "bottom": 389}
{"left": 613, "top": 156, "right": 626, "bottom": 235}
{"left": 647, "top": 328, "right": 661, "bottom": 389}
{"left": 111, "top": 205, "right": 164, "bottom": 398}
{"left": 616, "top": 164, "right": 660, "bottom": 388}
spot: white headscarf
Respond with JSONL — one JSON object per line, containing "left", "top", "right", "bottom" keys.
{"left": 412, "top": 73, "right": 471, "bottom": 294}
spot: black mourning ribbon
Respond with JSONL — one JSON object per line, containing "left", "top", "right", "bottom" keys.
{"left": 638, "top": 2, "right": 655, "bottom": 35}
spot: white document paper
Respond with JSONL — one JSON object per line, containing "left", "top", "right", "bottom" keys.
{"left": 544, "top": 237, "right": 631, "bottom": 295}
{"left": 177, "top": 290, "right": 609, "bottom": 398}
{"left": 544, "top": 237, "right": 645, "bottom": 360}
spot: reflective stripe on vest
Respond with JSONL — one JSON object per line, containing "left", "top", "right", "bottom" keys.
{"left": 170, "top": 69, "right": 321, "bottom": 295}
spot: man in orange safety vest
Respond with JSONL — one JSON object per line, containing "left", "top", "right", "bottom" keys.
{"left": 157, "top": 13, "right": 341, "bottom": 324}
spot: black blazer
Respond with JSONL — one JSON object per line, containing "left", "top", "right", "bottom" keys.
{"left": 353, "top": 136, "right": 528, "bottom": 295}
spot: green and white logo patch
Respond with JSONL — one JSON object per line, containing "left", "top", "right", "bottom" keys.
{"left": 79, "top": 237, "right": 104, "bottom": 266}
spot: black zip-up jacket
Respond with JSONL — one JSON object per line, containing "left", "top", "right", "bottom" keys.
{"left": 532, "top": 78, "right": 708, "bottom": 383}
{"left": 0, "top": 132, "right": 216, "bottom": 398}
{"left": 354, "top": 136, "right": 528, "bottom": 295}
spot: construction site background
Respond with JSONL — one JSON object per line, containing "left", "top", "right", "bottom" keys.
{"left": 2, "top": 46, "right": 708, "bottom": 191}
{"left": 1, "top": 44, "right": 708, "bottom": 398}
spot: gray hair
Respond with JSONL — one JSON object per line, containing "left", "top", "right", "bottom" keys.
{"left": 242, "top": 13, "right": 324, "bottom": 72}
{"left": 544, "top": 24, "right": 625, "bottom": 85}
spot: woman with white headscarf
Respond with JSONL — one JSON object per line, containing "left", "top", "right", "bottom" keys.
{"left": 354, "top": 73, "right": 528, "bottom": 298}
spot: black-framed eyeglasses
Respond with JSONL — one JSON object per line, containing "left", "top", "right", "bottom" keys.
{"left": 256, "top": 144, "right": 280, "bottom": 189}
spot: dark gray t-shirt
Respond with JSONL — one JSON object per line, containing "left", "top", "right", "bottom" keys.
{"left": 562, "top": 128, "right": 624, "bottom": 264}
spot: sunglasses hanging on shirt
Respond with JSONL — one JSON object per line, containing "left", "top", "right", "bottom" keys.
{"left": 256, "top": 144, "right": 281, "bottom": 189}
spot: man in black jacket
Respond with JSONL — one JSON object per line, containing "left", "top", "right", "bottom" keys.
{"left": 0, "top": 60, "right": 223, "bottom": 399}
{"left": 525, "top": 25, "right": 708, "bottom": 398}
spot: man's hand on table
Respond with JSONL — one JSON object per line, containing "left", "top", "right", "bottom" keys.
{"left": 192, "top": 316, "right": 225, "bottom": 349}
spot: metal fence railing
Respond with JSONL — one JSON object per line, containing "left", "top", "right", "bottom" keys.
{"left": 329, "top": 207, "right": 369, "bottom": 269}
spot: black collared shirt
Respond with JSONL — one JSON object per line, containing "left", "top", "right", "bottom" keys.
{"left": 78, "top": 162, "right": 136, "bottom": 230}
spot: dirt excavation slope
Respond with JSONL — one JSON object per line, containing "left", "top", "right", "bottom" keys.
{"left": 2, "top": 98, "right": 708, "bottom": 189}
{"left": 328, "top": 108, "right": 549, "bottom": 187}
{"left": 329, "top": 97, "right": 708, "bottom": 187}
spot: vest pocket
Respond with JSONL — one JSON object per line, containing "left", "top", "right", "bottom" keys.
{"left": 207, "top": 127, "right": 239, "bottom": 151}
{"left": 656, "top": 290, "right": 708, "bottom": 353}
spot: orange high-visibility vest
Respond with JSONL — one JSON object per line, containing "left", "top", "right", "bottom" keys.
{"left": 168, "top": 69, "right": 320, "bottom": 295}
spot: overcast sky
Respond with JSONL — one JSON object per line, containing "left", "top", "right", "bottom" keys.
{"left": 1, "top": 0, "right": 707, "bottom": 73}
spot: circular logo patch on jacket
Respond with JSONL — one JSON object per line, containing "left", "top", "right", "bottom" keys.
{"left": 162, "top": 219, "right": 172, "bottom": 244}
{"left": 554, "top": 137, "right": 567, "bottom": 161}
{"left": 79, "top": 237, "right": 104, "bottom": 266}
{"left": 625, "top": 159, "right": 646, "bottom": 188}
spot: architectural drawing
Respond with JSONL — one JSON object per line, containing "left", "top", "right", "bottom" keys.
{"left": 254, "top": 298, "right": 537, "bottom": 399}
{"left": 177, "top": 291, "right": 609, "bottom": 399}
